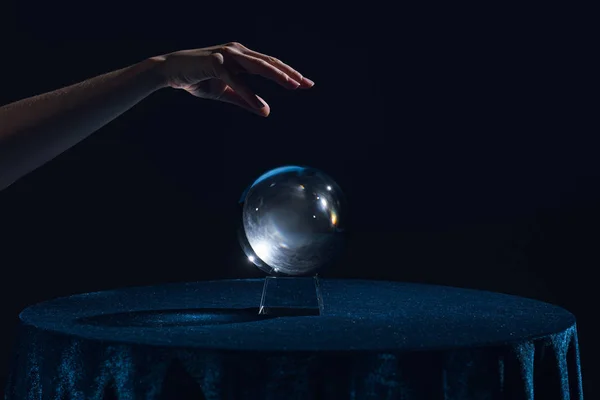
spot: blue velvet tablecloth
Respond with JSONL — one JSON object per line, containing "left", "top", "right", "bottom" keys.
{"left": 6, "top": 279, "right": 583, "bottom": 399}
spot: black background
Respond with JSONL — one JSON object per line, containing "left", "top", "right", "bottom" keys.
{"left": 0, "top": 3, "right": 597, "bottom": 398}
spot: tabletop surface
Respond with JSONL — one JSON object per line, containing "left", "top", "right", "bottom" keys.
{"left": 19, "top": 279, "right": 575, "bottom": 352}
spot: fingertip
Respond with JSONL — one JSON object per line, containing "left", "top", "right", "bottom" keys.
{"left": 286, "top": 79, "right": 301, "bottom": 90}
{"left": 251, "top": 98, "right": 270, "bottom": 117}
{"left": 251, "top": 95, "right": 265, "bottom": 109}
{"left": 253, "top": 109, "right": 269, "bottom": 117}
{"left": 259, "top": 105, "right": 270, "bottom": 117}
{"left": 302, "top": 77, "right": 315, "bottom": 87}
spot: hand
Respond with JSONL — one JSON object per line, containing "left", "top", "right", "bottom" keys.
{"left": 153, "top": 42, "right": 314, "bottom": 117}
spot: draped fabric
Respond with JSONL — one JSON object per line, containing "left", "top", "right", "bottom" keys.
{"left": 5, "top": 279, "right": 583, "bottom": 399}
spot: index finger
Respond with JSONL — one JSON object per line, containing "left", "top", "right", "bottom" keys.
{"left": 242, "top": 49, "right": 314, "bottom": 88}
{"left": 230, "top": 52, "right": 302, "bottom": 90}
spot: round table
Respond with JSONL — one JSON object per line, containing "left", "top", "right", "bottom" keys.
{"left": 6, "top": 279, "right": 583, "bottom": 399}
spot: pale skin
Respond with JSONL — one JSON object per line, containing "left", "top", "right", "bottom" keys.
{"left": 0, "top": 42, "right": 314, "bottom": 192}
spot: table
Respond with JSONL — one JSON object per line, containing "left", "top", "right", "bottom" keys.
{"left": 6, "top": 279, "right": 583, "bottom": 399}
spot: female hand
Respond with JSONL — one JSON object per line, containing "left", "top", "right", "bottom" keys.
{"left": 0, "top": 42, "right": 312, "bottom": 190}
{"left": 154, "top": 42, "right": 315, "bottom": 117}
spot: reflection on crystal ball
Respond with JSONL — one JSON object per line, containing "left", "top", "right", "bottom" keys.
{"left": 239, "top": 166, "right": 346, "bottom": 276}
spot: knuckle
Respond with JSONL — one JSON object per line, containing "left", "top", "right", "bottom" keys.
{"left": 227, "top": 41, "right": 242, "bottom": 48}
{"left": 209, "top": 52, "right": 223, "bottom": 63}
{"left": 267, "top": 56, "right": 281, "bottom": 64}
{"left": 208, "top": 53, "right": 225, "bottom": 76}
{"left": 210, "top": 52, "right": 224, "bottom": 64}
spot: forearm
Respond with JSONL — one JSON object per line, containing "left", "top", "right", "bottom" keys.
{"left": 0, "top": 57, "right": 166, "bottom": 191}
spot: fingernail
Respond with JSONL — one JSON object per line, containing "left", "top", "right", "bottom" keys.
{"left": 290, "top": 80, "right": 301, "bottom": 89}
{"left": 303, "top": 77, "right": 315, "bottom": 86}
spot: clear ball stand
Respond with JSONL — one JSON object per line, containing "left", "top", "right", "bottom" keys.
{"left": 258, "top": 275, "right": 324, "bottom": 316}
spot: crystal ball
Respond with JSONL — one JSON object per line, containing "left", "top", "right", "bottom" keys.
{"left": 239, "top": 166, "right": 346, "bottom": 276}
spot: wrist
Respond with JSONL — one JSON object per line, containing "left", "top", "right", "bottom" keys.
{"left": 140, "top": 56, "right": 170, "bottom": 91}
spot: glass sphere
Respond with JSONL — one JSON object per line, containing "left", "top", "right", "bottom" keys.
{"left": 239, "top": 166, "right": 346, "bottom": 276}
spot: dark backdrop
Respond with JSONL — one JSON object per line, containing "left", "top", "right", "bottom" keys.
{"left": 0, "top": 3, "right": 597, "bottom": 398}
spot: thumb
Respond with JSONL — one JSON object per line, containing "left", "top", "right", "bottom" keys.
{"left": 217, "top": 69, "right": 264, "bottom": 110}
{"left": 217, "top": 86, "right": 270, "bottom": 117}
